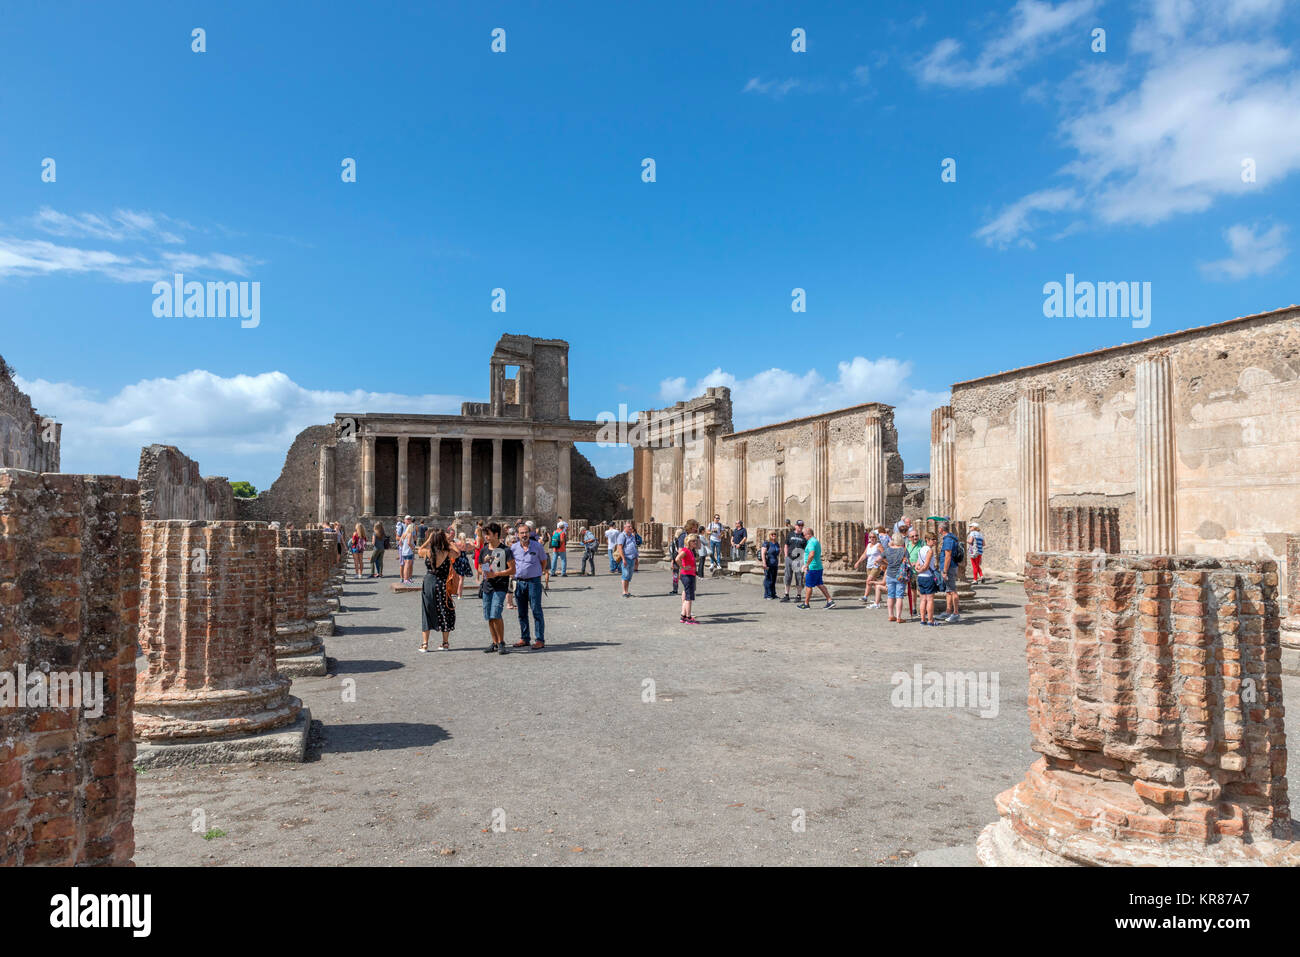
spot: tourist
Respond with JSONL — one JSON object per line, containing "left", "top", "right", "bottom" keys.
{"left": 370, "top": 521, "right": 387, "bottom": 578}
{"left": 761, "top": 530, "right": 781, "bottom": 599}
{"left": 853, "top": 526, "right": 885, "bottom": 606}
{"left": 883, "top": 532, "right": 911, "bottom": 623}
{"left": 940, "top": 521, "right": 962, "bottom": 623}
{"left": 551, "top": 522, "right": 568, "bottom": 577}
{"left": 398, "top": 517, "right": 417, "bottom": 585}
{"left": 706, "top": 514, "right": 723, "bottom": 570}
{"left": 333, "top": 521, "right": 344, "bottom": 563}
{"left": 348, "top": 523, "right": 367, "bottom": 578}
{"left": 731, "top": 519, "right": 748, "bottom": 562}
{"left": 915, "top": 532, "right": 940, "bottom": 626}
{"left": 504, "top": 529, "right": 518, "bottom": 610}
{"left": 510, "top": 520, "right": 547, "bottom": 649}
{"left": 395, "top": 515, "right": 406, "bottom": 545}
{"left": 580, "top": 526, "right": 597, "bottom": 575}
{"left": 615, "top": 520, "right": 639, "bottom": 597}
{"left": 478, "top": 522, "right": 515, "bottom": 654}
{"left": 417, "top": 529, "right": 456, "bottom": 652}
{"left": 797, "top": 524, "right": 835, "bottom": 609}
{"left": 671, "top": 520, "right": 698, "bottom": 595}
{"left": 605, "top": 522, "right": 622, "bottom": 573}
{"left": 678, "top": 532, "right": 700, "bottom": 623}
{"left": 968, "top": 522, "right": 985, "bottom": 584}
{"left": 905, "top": 526, "right": 923, "bottom": 619}
{"left": 781, "top": 520, "right": 807, "bottom": 603}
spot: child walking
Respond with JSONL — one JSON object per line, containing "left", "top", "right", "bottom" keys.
{"left": 678, "top": 533, "right": 700, "bottom": 624}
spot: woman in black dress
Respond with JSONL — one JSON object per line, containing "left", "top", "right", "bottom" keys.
{"left": 418, "top": 530, "right": 457, "bottom": 651}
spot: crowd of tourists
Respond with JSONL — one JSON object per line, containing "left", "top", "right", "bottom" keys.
{"left": 322, "top": 508, "right": 988, "bottom": 654}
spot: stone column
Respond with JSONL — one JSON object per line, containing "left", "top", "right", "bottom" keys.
{"left": 733, "top": 440, "right": 747, "bottom": 526}
{"left": 490, "top": 360, "right": 504, "bottom": 417}
{"left": 1280, "top": 535, "right": 1300, "bottom": 673}
{"left": 135, "top": 521, "right": 307, "bottom": 767}
{"left": 1136, "top": 352, "right": 1178, "bottom": 554}
{"left": 863, "top": 413, "right": 886, "bottom": 528}
{"left": 930, "top": 405, "right": 955, "bottom": 519}
{"left": 979, "top": 553, "right": 1296, "bottom": 866}
{"left": 557, "top": 440, "right": 571, "bottom": 520}
{"left": 769, "top": 473, "right": 784, "bottom": 528}
{"left": 520, "top": 367, "right": 533, "bottom": 420}
{"left": 672, "top": 439, "right": 685, "bottom": 525}
{"left": 361, "top": 433, "right": 376, "bottom": 516}
{"left": 642, "top": 446, "right": 656, "bottom": 521}
{"left": 701, "top": 429, "right": 716, "bottom": 522}
{"left": 522, "top": 438, "right": 535, "bottom": 516}
{"left": 632, "top": 446, "right": 645, "bottom": 522}
{"left": 318, "top": 444, "right": 336, "bottom": 523}
{"left": 274, "top": 547, "right": 326, "bottom": 676}
{"left": 491, "top": 437, "right": 503, "bottom": 516}
{"left": 1016, "top": 388, "right": 1048, "bottom": 560}
{"left": 396, "top": 435, "right": 409, "bottom": 517}
{"left": 0, "top": 471, "right": 140, "bottom": 866}
{"left": 811, "top": 420, "right": 830, "bottom": 535}
{"left": 460, "top": 437, "right": 474, "bottom": 513}
{"left": 428, "top": 437, "right": 441, "bottom": 517}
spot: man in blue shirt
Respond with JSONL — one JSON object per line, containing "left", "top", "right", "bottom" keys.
{"left": 940, "top": 521, "right": 961, "bottom": 624}
{"left": 615, "top": 520, "right": 639, "bottom": 598}
{"left": 510, "top": 521, "right": 547, "bottom": 649}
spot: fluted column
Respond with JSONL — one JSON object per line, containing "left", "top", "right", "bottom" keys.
{"left": 556, "top": 441, "right": 571, "bottom": 519}
{"left": 318, "top": 444, "right": 335, "bottom": 523}
{"left": 1017, "top": 387, "right": 1049, "bottom": 559}
{"left": 491, "top": 437, "right": 503, "bottom": 516}
{"left": 460, "top": 437, "right": 474, "bottom": 513}
{"left": 1136, "top": 352, "right": 1177, "bottom": 554}
{"left": 811, "top": 420, "right": 830, "bottom": 534}
{"left": 769, "top": 474, "right": 784, "bottom": 528}
{"left": 520, "top": 367, "right": 533, "bottom": 420}
{"left": 701, "top": 429, "right": 716, "bottom": 521}
{"left": 490, "top": 360, "right": 504, "bottom": 417}
{"left": 863, "top": 414, "right": 886, "bottom": 527}
{"left": 672, "top": 439, "right": 685, "bottom": 525}
{"left": 632, "top": 446, "right": 645, "bottom": 522}
{"left": 642, "top": 443, "right": 656, "bottom": 521}
{"left": 396, "top": 435, "right": 409, "bottom": 516}
{"left": 522, "top": 438, "right": 535, "bottom": 516}
{"left": 428, "top": 437, "right": 441, "bottom": 516}
{"left": 930, "top": 405, "right": 955, "bottom": 519}
{"left": 361, "top": 433, "right": 376, "bottom": 516}
{"left": 733, "top": 440, "right": 747, "bottom": 526}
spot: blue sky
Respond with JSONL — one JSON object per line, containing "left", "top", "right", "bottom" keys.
{"left": 3, "top": 0, "right": 1297, "bottom": 488}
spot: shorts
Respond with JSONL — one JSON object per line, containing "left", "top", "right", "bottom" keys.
{"left": 917, "top": 574, "right": 937, "bottom": 595}
{"left": 946, "top": 566, "right": 959, "bottom": 591}
{"left": 886, "top": 577, "right": 905, "bottom": 599}
{"left": 481, "top": 588, "right": 506, "bottom": 620}
{"left": 805, "top": 568, "right": 823, "bottom": 588}
{"left": 621, "top": 562, "right": 636, "bottom": 582}
{"left": 681, "top": 574, "right": 696, "bottom": 601}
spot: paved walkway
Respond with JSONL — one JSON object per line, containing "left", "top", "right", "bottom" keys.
{"left": 130, "top": 565, "right": 1300, "bottom": 865}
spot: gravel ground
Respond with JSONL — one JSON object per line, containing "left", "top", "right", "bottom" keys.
{"left": 131, "top": 564, "right": 1300, "bottom": 866}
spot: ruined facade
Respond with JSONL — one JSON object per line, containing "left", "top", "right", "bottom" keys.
{"left": 0, "top": 356, "right": 60, "bottom": 473}
{"left": 138, "top": 444, "right": 239, "bottom": 520}
{"left": 948, "top": 306, "right": 1300, "bottom": 599}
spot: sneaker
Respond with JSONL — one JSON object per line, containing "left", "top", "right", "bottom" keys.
{"left": 948, "top": 614, "right": 962, "bottom": 623}
{"left": 685, "top": 616, "right": 700, "bottom": 625}
{"left": 483, "top": 644, "right": 497, "bottom": 654}
{"left": 869, "top": 602, "right": 881, "bottom": 609}
{"left": 680, "top": 615, "right": 688, "bottom": 623}
{"left": 824, "top": 600, "right": 836, "bottom": 609}
{"left": 780, "top": 595, "right": 790, "bottom": 603}
{"left": 858, "top": 596, "right": 870, "bottom": 603}
{"left": 498, "top": 646, "right": 509, "bottom": 655}
{"left": 796, "top": 602, "right": 810, "bottom": 609}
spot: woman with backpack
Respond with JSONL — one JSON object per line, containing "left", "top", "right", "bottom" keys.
{"left": 882, "top": 532, "right": 912, "bottom": 623}
{"left": 371, "top": 522, "right": 387, "bottom": 578}
{"left": 348, "top": 523, "right": 368, "bottom": 579}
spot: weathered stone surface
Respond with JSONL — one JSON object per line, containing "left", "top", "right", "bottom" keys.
{"left": 135, "top": 520, "right": 304, "bottom": 759}
{"left": 137, "top": 444, "right": 238, "bottom": 521}
{"left": 1049, "top": 505, "right": 1121, "bottom": 553}
{"left": 1281, "top": 534, "right": 1300, "bottom": 674}
{"left": 0, "top": 358, "right": 60, "bottom": 472}
{"left": 274, "top": 546, "right": 325, "bottom": 677}
{"left": 980, "top": 551, "right": 1297, "bottom": 866}
{"left": 0, "top": 469, "right": 139, "bottom": 865}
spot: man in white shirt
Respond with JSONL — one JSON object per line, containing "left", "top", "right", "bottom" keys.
{"left": 605, "top": 523, "right": 622, "bottom": 574}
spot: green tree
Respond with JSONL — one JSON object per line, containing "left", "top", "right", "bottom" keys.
{"left": 229, "top": 480, "right": 258, "bottom": 498}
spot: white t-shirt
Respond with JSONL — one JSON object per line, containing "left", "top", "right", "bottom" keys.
{"left": 917, "top": 545, "right": 936, "bottom": 575}
{"left": 866, "top": 542, "right": 883, "bottom": 565}
{"left": 605, "top": 527, "right": 620, "bottom": 549}
{"left": 707, "top": 521, "right": 722, "bottom": 543}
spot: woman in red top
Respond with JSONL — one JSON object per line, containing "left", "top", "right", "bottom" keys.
{"left": 348, "top": 523, "right": 367, "bottom": 578}
{"left": 678, "top": 533, "right": 700, "bottom": 624}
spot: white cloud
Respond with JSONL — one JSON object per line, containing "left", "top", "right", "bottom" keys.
{"left": 1198, "top": 222, "right": 1289, "bottom": 279}
{"left": 17, "top": 370, "right": 470, "bottom": 488}
{"left": 976, "top": 1, "right": 1300, "bottom": 244}
{"left": 975, "top": 188, "right": 1082, "bottom": 248}
{"left": 657, "top": 356, "right": 949, "bottom": 470}
{"left": 916, "top": 0, "right": 1098, "bottom": 88}
{"left": 742, "top": 76, "right": 807, "bottom": 97}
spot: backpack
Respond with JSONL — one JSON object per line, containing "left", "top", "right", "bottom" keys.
{"left": 551, "top": 531, "right": 562, "bottom": 548}
{"left": 952, "top": 539, "right": 966, "bottom": 563}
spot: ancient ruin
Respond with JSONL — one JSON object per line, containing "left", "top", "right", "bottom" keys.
{"left": 274, "top": 547, "right": 327, "bottom": 676}
{"left": 134, "top": 520, "right": 309, "bottom": 768}
{"left": 979, "top": 552, "right": 1295, "bottom": 865}
{"left": 0, "top": 356, "right": 60, "bottom": 473}
{"left": 0, "top": 470, "right": 139, "bottom": 866}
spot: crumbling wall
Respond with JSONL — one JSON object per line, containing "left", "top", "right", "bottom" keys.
{"left": 138, "top": 444, "right": 238, "bottom": 520}
{"left": 0, "top": 356, "right": 60, "bottom": 472}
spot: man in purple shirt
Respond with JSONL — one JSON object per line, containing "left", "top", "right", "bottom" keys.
{"left": 510, "top": 521, "right": 547, "bottom": 649}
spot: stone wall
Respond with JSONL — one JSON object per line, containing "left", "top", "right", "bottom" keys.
{"left": 1049, "top": 504, "right": 1122, "bottom": 553}
{"left": 952, "top": 307, "right": 1300, "bottom": 582}
{"left": 981, "top": 552, "right": 1291, "bottom": 864}
{"left": 138, "top": 444, "right": 239, "bottom": 521}
{"left": 236, "top": 424, "right": 336, "bottom": 527}
{"left": 0, "top": 470, "right": 140, "bottom": 865}
{"left": 0, "top": 356, "right": 60, "bottom": 472}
